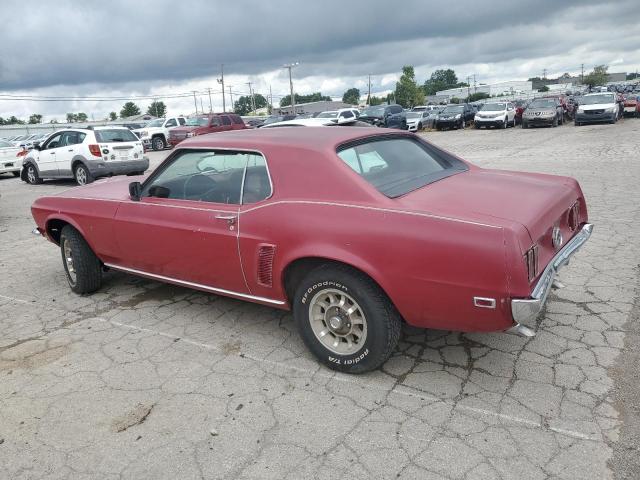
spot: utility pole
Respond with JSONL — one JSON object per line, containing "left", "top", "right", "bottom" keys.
{"left": 581, "top": 63, "right": 584, "bottom": 84}
{"left": 207, "top": 88, "right": 212, "bottom": 113}
{"left": 246, "top": 82, "right": 256, "bottom": 115}
{"left": 543, "top": 68, "right": 547, "bottom": 79}
{"left": 367, "top": 74, "right": 372, "bottom": 105}
{"left": 466, "top": 75, "right": 472, "bottom": 98}
{"left": 192, "top": 91, "right": 198, "bottom": 114}
{"left": 217, "top": 64, "right": 225, "bottom": 112}
{"left": 283, "top": 62, "right": 299, "bottom": 114}
{"left": 227, "top": 85, "right": 234, "bottom": 112}
{"left": 269, "top": 84, "right": 273, "bottom": 114}
{"left": 200, "top": 97, "right": 204, "bottom": 114}
{"left": 473, "top": 74, "right": 477, "bottom": 93}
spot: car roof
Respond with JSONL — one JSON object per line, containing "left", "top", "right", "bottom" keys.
{"left": 182, "top": 126, "right": 410, "bottom": 153}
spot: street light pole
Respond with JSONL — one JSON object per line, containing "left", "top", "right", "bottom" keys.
{"left": 246, "top": 82, "right": 256, "bottom": 115}
{"left": 227, "top": 85, "right": 234, "bottom": 112}
{"left": 217, "top": 64, "right": 225, "bottom": 112}
{"left": 192, "top": 91, "right": 198, "bottom": 114}
{"left": 283, "top": 62, "right": 299, "bottom": 114}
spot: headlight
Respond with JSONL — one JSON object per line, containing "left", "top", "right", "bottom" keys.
{"left": 605, "top": 107, "right": 615, "bottom": 113}
{"left": 577, "top": 107, "right": 584, "bottom": 113}
{"left": 186, "top": 132, "right": 196, "bottom": 137}
{"left": 455, "top": 114, "right": 461, "bottom": 119}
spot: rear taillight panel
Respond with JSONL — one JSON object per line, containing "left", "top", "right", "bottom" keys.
{"left": 88, "top": 144, "right": 101, "bottom": 157}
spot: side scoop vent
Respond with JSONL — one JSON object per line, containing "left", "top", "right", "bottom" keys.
{"left": 257, "top": 244, "right": 276, "bottom": 287}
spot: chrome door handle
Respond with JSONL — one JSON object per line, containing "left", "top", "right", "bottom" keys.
{"left": 68, "top": 149, "right": 74, "bottom": 152}
{"left": 50, "top": 152, "right": 55, "bottom": 154}
{"left": 215, "top": 214, "right": 236, "bottom": 224}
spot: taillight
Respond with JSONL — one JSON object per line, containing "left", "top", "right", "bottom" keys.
{"left": 88, "top": 144, "right": 101, "bottom": 157}
{"left": 568, "top": 202, "right": 580, "bottom": 231}
{"left": 525, "top": 245, "right": 539, "bottom": 282}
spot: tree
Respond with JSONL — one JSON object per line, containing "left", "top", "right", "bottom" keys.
{"left": 394, "top": 66, "right": 424, "bottom": 108}
{"left": 423, "top": 69, "right": 464, "bottom": 95}
{"left": 584, "top": 65, "right": 608, "bottom": 87}
{"left": 120, "top": 101, "right": 141, "bottom": 118}
{"left": 66, "top": 113, "right": 77, "bottom": 123}
{"left": 627, "top": 72, "right": 639, "bottom": 80}
{"left": 28, "top": 114, "right": 43, "bottom": 124}
{"left": 367, "top": 95, "right": 386, "bottom": 106}
{"left": 342, "top": 88, "right": 360, "bottom": 105}
{"left": 234, "top": 93, "right": 267, "bottom": 115}
{"left": 280, "top": 92, "right": 332, "bottom": 107}
{"left": 466, "top": 92, "right": 490, "bottom": 102}
{"left": 538, "top": 85, "right": 550, "bottom": 92}
{"left": 76, "top": 112, "right": 88, "bottom": 122}
{"left": 109, "top": 112, "right": 118, "bottom": 121}
{"left": 147, "top": 101, "right": 167, "bottom": 117}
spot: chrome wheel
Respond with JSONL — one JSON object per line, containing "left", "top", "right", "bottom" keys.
{"left": 75, "top": 166, "right": 87, "bottom": 185}
{"left": 63, "top": 238, "right": 77, "bottom": 285}
{"left": 309, "top": 288, "right": 367, "bottom": 355}
{"left": 27, "top": 166, "right": 36, "bottom": 183}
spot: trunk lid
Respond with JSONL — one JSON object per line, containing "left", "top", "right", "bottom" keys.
{"left": 395, "top": 168, "right": 580, "bottom": 246}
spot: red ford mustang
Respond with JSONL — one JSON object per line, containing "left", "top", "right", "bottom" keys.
{"left": 31, "top": 127, "right": 592, "bottom": 373}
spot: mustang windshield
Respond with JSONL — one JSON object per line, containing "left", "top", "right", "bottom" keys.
{"left": 337, "top": 136, "right": 467, "bottom": 198}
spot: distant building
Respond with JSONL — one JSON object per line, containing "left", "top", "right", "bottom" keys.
{"left": 436, "top": 80, "right": 533, "bottom": 99}
{"left": 274, "top": 100, "right": 355, "bottom": 115}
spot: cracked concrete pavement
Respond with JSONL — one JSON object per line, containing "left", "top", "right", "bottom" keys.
{"left": 0, "top": 119, "right": 638, "bottom": 479}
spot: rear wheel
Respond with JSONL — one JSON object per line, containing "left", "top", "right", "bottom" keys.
{"left": 292, "top": 264, "right": 401, "bottom": 373}
{"left": 152, "top": 136, "right": 165, "bottom": 151}
{"left": 60, "top": 226, "right": 102, "bottom": 294}
{"left": 25, "top": 164, "right": 43, "bottom": 184}
{"left": 74, "top": 164, "right": 94, "bottom": 185}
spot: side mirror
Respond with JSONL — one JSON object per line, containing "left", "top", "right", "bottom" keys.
{"left": 129, "top": 181, "right": 142, "bottom": 201}
{"left": 33, "top": 143, "right": 41, "bottom": 150}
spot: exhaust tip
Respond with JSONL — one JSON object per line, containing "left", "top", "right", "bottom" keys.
{"left": 506, "top": 323, "right": 536, "bottom": 337}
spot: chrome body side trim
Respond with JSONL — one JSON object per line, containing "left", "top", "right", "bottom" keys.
{"left": 511, "top": 223, "right": 593, "bottom": 325}
{"left": 103, "top": 263, "right": 286, "bottom": 306}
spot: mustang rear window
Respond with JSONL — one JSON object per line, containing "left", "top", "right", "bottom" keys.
{"left": 337, "top": 136, "right": 468, "bottom": 198}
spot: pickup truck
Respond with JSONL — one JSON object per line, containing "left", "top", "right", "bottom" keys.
{"left": 133, "top": 117, "right": 186, "bottom": 151}
{"left": 168, "top": 113, "right": 247, "bottom": 147}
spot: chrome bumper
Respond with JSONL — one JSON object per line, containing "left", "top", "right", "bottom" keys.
{"left": 511, "top": 223, "right": 593, "bottom": 327}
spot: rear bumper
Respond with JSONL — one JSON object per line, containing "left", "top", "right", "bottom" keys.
{"left": 86, "top": 158, "right": 149, "bottom": 177}
{"left": 0, "top": 161, "right": 21, "bottom": 173}
{"left": 511, "top": 223, "right": 593, "bottom": 326}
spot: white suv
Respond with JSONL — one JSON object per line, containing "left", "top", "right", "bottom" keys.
{"left": 133, "top": 116, "right": 186, "bottom": 151}
{"left": 21, "top": 127, "right": 148, "bottom": 185}
{"left": 474, "top": 102, "right": 516, "bottom": 129}
{"left": 315, "top": 108, "right": 360, "bottom": 124}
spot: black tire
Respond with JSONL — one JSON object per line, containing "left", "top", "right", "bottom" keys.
{"left": 575, "top": 121, "right": 581, "bottom": 126}
{"left": 74, "top": 164, "right": 94, "bottom": 185}
{"left": 474, "top": 122, "right": 479, "bottom": 129}
{"left": 552, "top": 115, "right": 558, "bottom": 127}
{"left": 559, "top": 113, "right": 564, "bottom": 125}
{"left": 152, "top": 136, "right": 165, "bottom": 151}
{"left": 25, "top": 163, "right": 43, "bottom": 184}
{"left": 292, "top": 264, "right": 401, "bottom": 374}
{"left": 12, "top": 171, "right": 20, "bottom": 177}
{"left": 502, "top": 117, "right": 507, "bottom": 129}
{"left": 460, "top": 119, "right": 466, "bottom": 129}
{"left": 417, "top": 122, "right": 422, "bottom": 131}
{"left": 59, "top": 226, "right": 102, "bottom": 294}
{"left": 522, "top": 121, "right": 528, "bottom": 129}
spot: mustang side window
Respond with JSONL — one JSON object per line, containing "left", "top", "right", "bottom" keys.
{"left": 144, "top": 150, "right": 268, "bottom": 205}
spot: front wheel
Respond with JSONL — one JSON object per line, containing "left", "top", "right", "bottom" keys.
{"left": 152, "top": 136, "right": 165, "bottom": 151}
{"left": 292, "top": 264, "right": 401, "bottom": 373}
{"left": 25, "top": 164, "right": 43, "bottom": 184}
{"left": 60, "top": 226, "right": 102, "bottom": 294}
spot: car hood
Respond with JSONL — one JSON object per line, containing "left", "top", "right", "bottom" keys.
{"left": 169, "top": 126, "right": 200, "bottom": 134}
{"left": 55, "top": 175, "right": 139, "bottom": 201}
{"left": 396, "top": 167, "right": 579, "bottom": 244}
{"left": 580, "top": 102, "right": 615, "bottom": 110}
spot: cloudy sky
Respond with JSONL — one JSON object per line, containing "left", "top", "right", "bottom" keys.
{"left": 1, "top": 0, "right": 639, "bottom": 121}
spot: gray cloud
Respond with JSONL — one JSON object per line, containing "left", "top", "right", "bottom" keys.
{"left": 1, "top": 0, "right": 639, "bottom": 120}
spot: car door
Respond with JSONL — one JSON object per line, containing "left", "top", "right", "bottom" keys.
{"left": 220, "top": 115, "right": 233, "bottom": 132}
{"left": 56, "top": 131, "right": 86, "bottom": 177}
{"left": 35, "top": 131, "right": 64, "bottom": 177}
{"left": 113, "top": 149, "right": 250, "bottom": 294}
{"left": 208, "top": 116, "right": 223, "bottom": 133}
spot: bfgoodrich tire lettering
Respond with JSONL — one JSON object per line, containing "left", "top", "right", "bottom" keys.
{"left": 59, "top": 225, "right": 102, "bottom": 294}
{"left": 293, "top": 264, "right": 401, "bottom": 373}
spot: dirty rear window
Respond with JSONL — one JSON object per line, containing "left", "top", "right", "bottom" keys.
{"left": 337, "top": 136, "right": 468, "bottom": 198}
{"left": 95, "top": 129, "right": 138, "bottom": 143}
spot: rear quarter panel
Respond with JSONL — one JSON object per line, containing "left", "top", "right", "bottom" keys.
{"left": 239, "top": 201, "right": 513, "bottom": 332}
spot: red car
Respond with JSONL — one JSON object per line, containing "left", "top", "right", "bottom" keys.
{"left": 168, "top": 113, "right": 246, "bottom": 147}
{"left": 623, "top": 94, "right": 640, "bottom": 117}
{"left": 31, "top": 128, "right": 592, "bottom": 373}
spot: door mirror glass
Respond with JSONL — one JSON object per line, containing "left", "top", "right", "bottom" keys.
{"left": 129, "top": 181, "right": 142, "bottom": 201}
